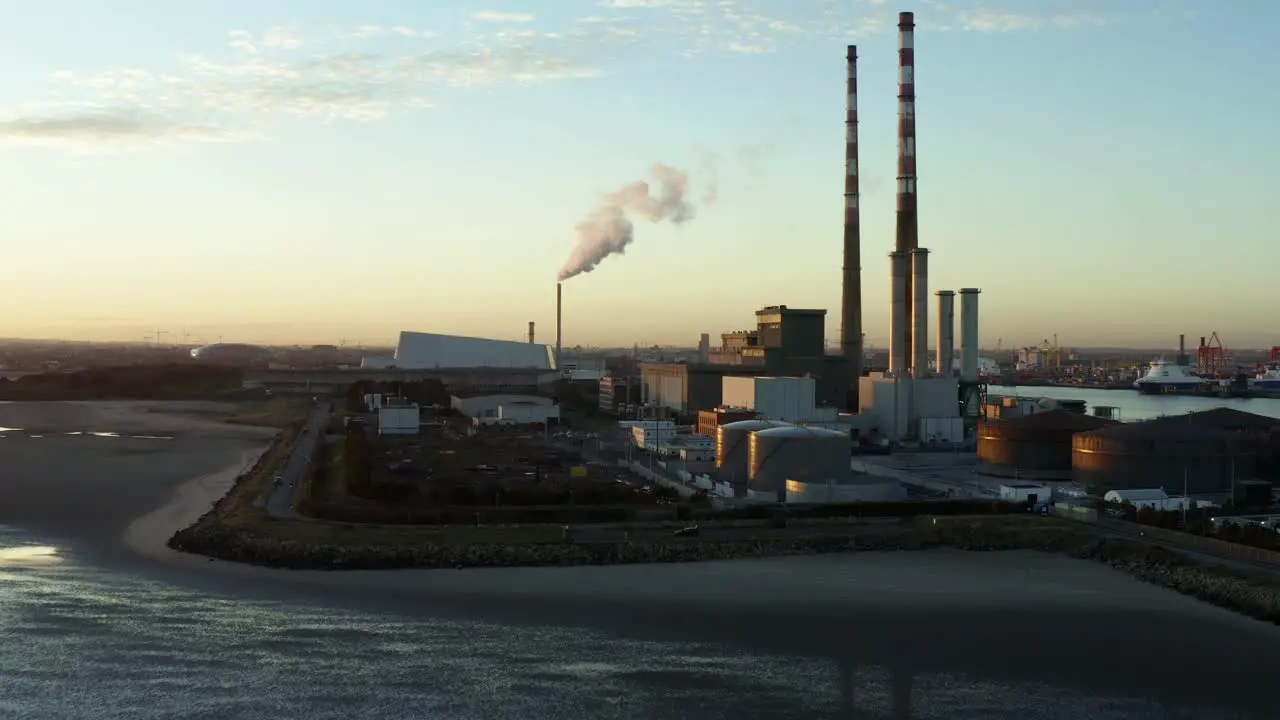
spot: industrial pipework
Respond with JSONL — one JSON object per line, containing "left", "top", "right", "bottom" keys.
{"left": 555, "top": 282, "right": 563, "bottom": 369}
{"left": 936, "top": 290, "right": 955, "bottom": 377}
{"left": 959, "top": 288, "right": 981, "bottom": 380}
{"left": 910, "top": 248, "right": 929, "bottom": 378}
{"left": 895, "top": 11, "right": 919, "bottom": 369}
{"left": 527, "top": 321, "right": 536, "bottom": 344}
{"left": 889, "top": 251, "right": 909, "bottom": 376}
{"left": 840, "top": 44, "right": 864, "bottom": 410}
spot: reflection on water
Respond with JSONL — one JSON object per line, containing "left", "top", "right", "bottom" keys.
{"left": 0, "top": 544, "right": 60, "bottom": 566}
{"left": 0, "top": 529, "right": 1257, "bottom": 719}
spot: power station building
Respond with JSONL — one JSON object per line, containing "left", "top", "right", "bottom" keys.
{"left": 361, "top": 331, "right": 557, "bottom": 371}
{"left": 640, "top": 305, "right": 851, "bottom": 420}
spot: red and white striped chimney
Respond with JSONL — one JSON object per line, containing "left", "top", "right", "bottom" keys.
{"left": 895, "top": 11, "right": 919, "bottom": 370}
{"left": 840, "top": 45, "right": 863, "bottom": 410}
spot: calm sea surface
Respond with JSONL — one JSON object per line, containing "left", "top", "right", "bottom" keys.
{"left": 987, "top": 385, "right": 1280, "bottom": 422}
{"left": 0, "top": 523, "right": 1273, "bottom": 719}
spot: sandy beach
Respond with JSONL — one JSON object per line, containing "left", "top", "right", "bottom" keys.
{"left": 3, "top": 400, "right": 1280, "bottom": 715}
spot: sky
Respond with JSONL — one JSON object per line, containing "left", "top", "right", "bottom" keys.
{"left": 0, "top": 0, "right": 1275, "bottom": 353}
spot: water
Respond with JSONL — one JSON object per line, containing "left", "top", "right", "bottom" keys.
{"left": 987, "top": 385, "right": 1280, "bottom": 422}
{"left": 2, "top": 525, "right": 1276, "bottom": 719}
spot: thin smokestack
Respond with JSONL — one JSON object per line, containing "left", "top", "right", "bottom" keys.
{"left": 910, "top": 248, "right": 929, "bottom": 378}
{"left": 888, "top": 252, "right": 909, "bottom": 376}
{"left": 959, "top": 288, "right": 980, "bottom": 380}
{"left": 840, "top": 44, "right": 863, "bottom": 411}
{"left": 556, "top": 282, "right": 563, "bottom": 369}
{"left": 528, "top": 321, "right": 535, "bottom": 344}
{"left": 896, "top": 11, "right": 919, "bottom": 368}
{"left": 936, "top": 290, "right": 955, "bottom": 377}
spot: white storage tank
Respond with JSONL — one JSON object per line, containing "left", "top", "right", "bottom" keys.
{"left": 715, "top": 419, "right": 791, "bottom": 482}
{"left": 748, "top": 426, "right": 852, "bottom": 495}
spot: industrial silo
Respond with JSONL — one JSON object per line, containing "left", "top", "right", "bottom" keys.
{"left": 1071, "top": 416, "right": 1259, "bottom": 496}
{"left": 978, "top": 409, "right": 1117, "bottom": 480}
{"left": 748, "top": 426, "right": 851, "bottom": 496}
{"left": 715, "top": 420, "right": 791, "bottom": 483}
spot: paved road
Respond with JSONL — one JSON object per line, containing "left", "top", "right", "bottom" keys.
{"left": 1089, "top": 517, "right": 1280, "bottom": 581}
{"left": 264, "top": 402, "right": 331, "bottom": 519}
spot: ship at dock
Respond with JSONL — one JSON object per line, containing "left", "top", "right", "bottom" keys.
{"left": 1132, "top": 359, "right": 1210, "bottom": 395}
{"left": 1249, "top": 362, "right": 1280, "bottom": 391}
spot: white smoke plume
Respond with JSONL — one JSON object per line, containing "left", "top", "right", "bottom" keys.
{"left": 557, "top": 163, "right": 702, "bottom": 282}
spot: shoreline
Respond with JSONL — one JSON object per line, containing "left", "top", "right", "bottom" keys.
{"left": 122, "top": 444, "right": 270, "bottom": 566}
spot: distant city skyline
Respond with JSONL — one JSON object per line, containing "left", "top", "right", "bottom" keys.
{"left": 1, "top": 1, "right": 1274, "bottom": 350}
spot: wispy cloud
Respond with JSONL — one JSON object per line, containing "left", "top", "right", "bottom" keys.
{"left": 471, "top": 11, "right": 536, "bottom": 23}
{"left": 0, "top": 1, "right": 1131, "bottom": 153}
{"left": 1, "top": 25, "right": 601, "bottom": 153}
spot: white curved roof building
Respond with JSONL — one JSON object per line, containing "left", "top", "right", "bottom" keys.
{"left": 379, "top": 332, "right": 556, "bottom": 370}
{"left": 190, "top": 343, "right": 272, "bottom": 364}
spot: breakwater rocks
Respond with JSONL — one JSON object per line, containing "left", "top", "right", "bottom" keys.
{"left": 169, "top": 513, "right": 1280, "bottom": 625}
{"left": 169, "top": 524, "right": 925, "bottom": 570}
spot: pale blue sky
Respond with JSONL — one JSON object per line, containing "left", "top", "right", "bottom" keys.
{"left": 0, "top": 0, "right": 1273, "bottom": 352}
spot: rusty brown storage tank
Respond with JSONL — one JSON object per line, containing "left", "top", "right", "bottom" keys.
{"left": 977, "top": 409, "right": 1117, "bottom": 480}
{"left": 748, "top": 426, "right": 851, "bottom": 496}
{"left": 716, "top": 419, "right": 791, "bottom": 483}
{"left": 1175, "top": 408, "right": 1280, "bottom": 482}
{"left": 1071, "top": 415, "right": 1260, "bottom": 495}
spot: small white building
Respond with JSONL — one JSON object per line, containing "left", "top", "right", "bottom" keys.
{"left": 450, "top": 393, "right": 559, "bottom": 426}
{"left": 1102, "top": 488, "right": 1210, "bottom": 512}
{"left": 632, "top": 424, "right": 677, "bottom": 449}
{"left": 999, "top": 483, "right": 1052, "bottom": 504}
{"left": 377, "top": 405, "right": 420, "bottom": 436}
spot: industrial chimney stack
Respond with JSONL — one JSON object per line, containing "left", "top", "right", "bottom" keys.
{"left": 555, "top": 282, "right": 563, "bottom": 369}
{"left": 895, "top": 11, "right": 919, "bottom": 369}
{"left": 528, "top": 321, "right": 536, "bottom": 344}
{"left": 840, "top": 45, "right": 864, "bottom": 410}
{"left": 888, "top": 251, "right": 909, "bottom": 375}
{"left": 959, "top": 288, "right": 981, "bottom": 380}
{"left": 936, "top": 290, "right": 955, "bottom": 377}
{"left": 910, "top": 248, "right": 929, "bottom": 377}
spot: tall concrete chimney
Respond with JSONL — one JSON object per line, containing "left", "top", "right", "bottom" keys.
{"left": 840, "top": 44, "right": 864, "bottom": 411}
{"left": 889, "top": 251, "right": 909, "bottom": 376}
{"left": 959, "top": 288, "right": 981, "bottom": 380}
{"left": 555, "top": 282, "right": 563, "bottom": 369}
{"left": 527, "top": 321, "right": 536, "bottom": 344}
{"left": 910, "top": 248, "right": 929, "bottom": 378}
{"left": 895, "top": 11, "right": 919, "bottom": 368}
{"left": 936, "top": 290, "right": 955, "bottom": 377}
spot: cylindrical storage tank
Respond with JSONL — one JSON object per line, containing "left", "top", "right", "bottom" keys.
{"left": 936, "top": 290, "right": 954, "bottom": 377}
{"left": 889, "top": 251, "right": 909, "bottom": 375}
{"left": 748, "top": 426, "right": 852, "bottom": 497}
{"left": 958, "top": 288, "right": 980, "bottom": 380}
{"left": 716, "top": 420, "right": 791, "bottom": 482}
{"left": 1071, "top": 418, "right": 1258, "bottom": 495}
{"left": 910, "top": 248, "right": 930, "bottom": 378}
{"left": 977, "top": 410, "right": 1117, "bottom": 480}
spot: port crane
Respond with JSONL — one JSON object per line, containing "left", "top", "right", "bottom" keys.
{"left": 1196, "top": 332, "right": 1232, "bottom": 376}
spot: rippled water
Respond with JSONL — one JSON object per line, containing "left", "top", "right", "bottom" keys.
{"left": 0, "top": 526, "right": 1264, "bottom": 719}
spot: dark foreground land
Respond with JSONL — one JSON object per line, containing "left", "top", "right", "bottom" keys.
{"left": 2, "top": 402, "right": 1280, "bottom": 717}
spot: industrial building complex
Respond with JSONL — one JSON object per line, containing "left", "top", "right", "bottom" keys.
{"left": 226, "top": 9, "right": 1277, "bottom": 525}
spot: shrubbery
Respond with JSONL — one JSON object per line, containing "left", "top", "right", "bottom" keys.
{"left": 0, "top": 363, "right": 242, "bottom": 400}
